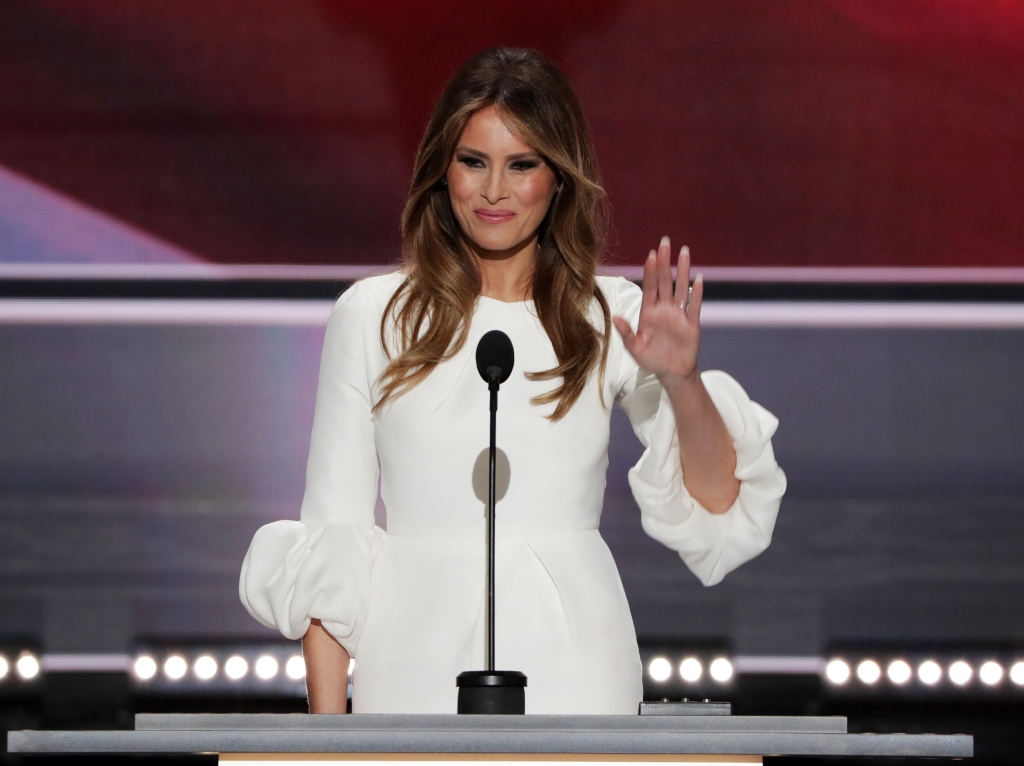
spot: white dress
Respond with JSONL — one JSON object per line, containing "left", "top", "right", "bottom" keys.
{"left": 239, "top": 272, "right": 786, "bottom": 714}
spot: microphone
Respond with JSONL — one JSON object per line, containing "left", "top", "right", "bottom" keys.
{"left": 457, "top": 330, "right": 527, "bottom": 715}
{"left": 476, "top": 329, "right": 514, "bottom": 388}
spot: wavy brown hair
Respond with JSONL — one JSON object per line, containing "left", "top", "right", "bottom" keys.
{"left": 374, "top": 47, "right": 611, "bottom": 420}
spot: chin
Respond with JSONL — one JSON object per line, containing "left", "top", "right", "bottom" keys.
{"left": 472, "top": 234, "right": 522, "bottom": 255}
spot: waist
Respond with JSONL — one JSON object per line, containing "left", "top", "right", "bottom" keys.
{"left": 384, "top": 521, "right": 599, "bottom": 540}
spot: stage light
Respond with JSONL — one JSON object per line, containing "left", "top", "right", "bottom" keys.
{"left": 679, "top": 657, "right": 702, "bottom": 682}
{"left": 163, "top": 655, "right": 187, "bottom": 681}
{"left": 0, "top": 655, "right": 8, "bottom": 680}
{"left": 979, "top": 661, "right": 1003, "bottom": 686}
{"left": 856, "top": 660, "right": 881, "bottom": 684}
{"left": 133, "top": 656, "right": 157, "bottom": 681}
{"left": 647, "top": 657, "right": 672, "bottom": 681}
{"left": 193, "top": 655, "right": 217, "bottom": 681}
{"left": 887, "top": 659, "right": 911, "bottom": 685}
{"left": 1011, "top": 662, "right": 1024, "bottom": 686}
{"left": 285, "top": 655, "right": 306, "bottom": 681}
{"left": 224, "top": 655, "right": 248, "bottom": 680}
{"left": 255, "top": 655, "right": 279, "bottom": 680}
{"left": 918, "top": 660, "right": 942, "bottom": 685}
{"left": 709, "top": 657, "right": 733, "bottom": 683}
{"left": 15, "top": 653, "right": 40, "bottom": 681}
{"left": 949, "top": 660, "right": 972, "bottom": 686}
{"left": 825, "top": 659, "right": 850, "bottom": 684}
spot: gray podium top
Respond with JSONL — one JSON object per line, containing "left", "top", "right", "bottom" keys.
{"left": 8, "top": 713, "right": 973, "bottom": 759}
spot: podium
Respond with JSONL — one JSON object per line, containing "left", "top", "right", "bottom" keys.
{"left": 8, "top": 712, "right": 972, "bottom": 764}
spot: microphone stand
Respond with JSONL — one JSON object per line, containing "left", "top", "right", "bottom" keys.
{"left": 457, "top": 332, "right": 527, "bottom": 714}
{"left": 486, "top": 369, "right": 498, "bottom": 672}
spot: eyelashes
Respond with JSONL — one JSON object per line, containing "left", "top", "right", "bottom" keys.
{"left": 455, "top": 156, "right": 541, "bottom": 172}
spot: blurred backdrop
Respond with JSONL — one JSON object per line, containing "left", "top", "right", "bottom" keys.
{"left": 1, "top": 2, "right": 1024, "bottom": 764}
{"left": 1, "top": 0, "right": 1023, "bottom": 267}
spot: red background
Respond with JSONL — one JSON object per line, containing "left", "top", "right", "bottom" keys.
{"left": 1, "top": 0, "right": 1021, "bottom": 266}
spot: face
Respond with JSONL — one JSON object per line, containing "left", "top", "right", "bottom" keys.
{"left": 446, "top": 105, "right": 559, "bottom": 261}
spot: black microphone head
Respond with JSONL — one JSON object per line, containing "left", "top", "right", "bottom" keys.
{"left": 476, "top": 330, "right": 514, "bottom": 384}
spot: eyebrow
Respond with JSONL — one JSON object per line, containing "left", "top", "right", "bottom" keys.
{"left": 454, "top": 146, "right": 542, "bottom": 161}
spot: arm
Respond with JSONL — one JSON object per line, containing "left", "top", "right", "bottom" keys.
{"left": 610, "top": 256, "right": 787, "bottom": 586}
{"left": 304, "top": 619, "right": 351, "bottom": 713}
{"left": 661, "top": 373, "right": 740, "bottom": 514}
{"left": 239, "top": 281, "right": 385, "bottom": 710}
{"left": 613, "top": 236, "right": 739, "bottom": 513}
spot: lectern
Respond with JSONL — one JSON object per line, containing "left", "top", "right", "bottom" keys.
{"left": 8, "top": 711, "right": 972, "bottom": 764}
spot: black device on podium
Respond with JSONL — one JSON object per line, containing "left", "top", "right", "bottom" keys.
{"left": 456, "top": 330, "right": 528, "bottom": 714}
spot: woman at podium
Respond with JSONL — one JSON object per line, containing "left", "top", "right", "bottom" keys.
{"left": 240, "top": 48, "right": 786, "bottom": 714}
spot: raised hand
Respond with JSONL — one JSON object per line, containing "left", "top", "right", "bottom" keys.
{"left": 613, "top": 237, "right": 737, "bottom": 514}
{"left": 612, "top": 235, "right": 703, "bottom": 392}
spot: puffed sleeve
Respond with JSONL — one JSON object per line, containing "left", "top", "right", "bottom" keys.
{"left": 606, "top": 277, "right": 787, "bottom": 586}
{"left": 239, "top": 279, "right": 385, "bottom": 654}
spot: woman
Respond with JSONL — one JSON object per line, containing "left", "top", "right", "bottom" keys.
{"left": 240, "top": 48, "right": 785, "bottom": 714}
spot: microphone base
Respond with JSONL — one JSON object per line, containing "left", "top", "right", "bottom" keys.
{"left": 456, "top": 670, "right": 527, "bottom": 715}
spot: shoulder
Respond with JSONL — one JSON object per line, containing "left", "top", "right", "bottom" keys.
{"left": 332, "top": 270, "right": 407, "bottom": 320}
{"left": 321, "top": 272, "right": 405, "bottom": 369}
{"left": 324, "top": 271, "right": 406, "bottom": 352}
{"left": 596, "top": 274, "right": 642, "bottom": 319}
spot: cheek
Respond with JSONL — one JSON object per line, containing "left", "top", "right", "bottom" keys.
{"left": 516, "top": 173, "right": 558, "bottom": 217}
{"left": 446, "top": 168, "right": 476, "bottom": 207}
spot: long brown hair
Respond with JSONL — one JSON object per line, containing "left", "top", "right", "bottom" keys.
{"left": 375, "top": 47, "right": 611, "bottom": 420}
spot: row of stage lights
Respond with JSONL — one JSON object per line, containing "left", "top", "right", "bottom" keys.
{"left": 129, "top": 644, "right": 361, "bottom": 696}
{"left": 647, "top": 656, "right": 734, "bottom": 684}
{"left": 0, "top": 652, "right": 41, "bottom": 683}
{"left": 133, "top": 653, "right": 306, "bottom": 683}
{"left": 641, "top": 647, "right": 1024, "bottom": 697}
{"left": 825, "top": 657, "right": 1024, "bottom": 690}
{"left": 3, "top": 644, "right": 324, "bottom": 698}
{"left": 13, "top": 643, "right": 1024, "bottom": 699}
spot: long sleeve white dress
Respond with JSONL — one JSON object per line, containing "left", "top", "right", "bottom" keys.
{"left": 239, "top": 271, "right": 786, "bottom": 714}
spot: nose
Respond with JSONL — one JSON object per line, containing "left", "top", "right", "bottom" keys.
{"left": 481, "top": 166, "right": 508, "bottom": 204}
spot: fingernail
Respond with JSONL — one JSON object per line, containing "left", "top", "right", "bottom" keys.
{"left": 681, "top": 245, "right": 690, "bottom": 257}
{"left": 696, "top": 272, "right": 704, "bottom": 281}
{"left": 660, "top": 235, "right": 670, "bottom": 248}
{"left": 648, "top": 250, "right": 656, "bottom": 259}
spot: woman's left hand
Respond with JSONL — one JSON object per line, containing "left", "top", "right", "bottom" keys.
{"left": 612, "top": 235, "right": 703, "bottom": 392}
{"left": 614, "top": 236, "right": 738, "bottom": 514}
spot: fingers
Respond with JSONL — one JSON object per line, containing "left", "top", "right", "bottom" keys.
{"left": 612, "top": 315, "right": 637, "bottom": 353}
{"left": 674, "top": 245, "right": 690, "bottom": 305}
{"left": 688, "top": 272, "right": 704, "bottom": 321}
{"left": 641, "top": 249, "right": 657, "bottom": 313}
{"left": 657, "top": 236, "right": 673, "bottom": 303}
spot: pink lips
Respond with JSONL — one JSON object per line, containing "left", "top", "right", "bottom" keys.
{"left": 474, "top": 209, "right": 515, "bottom": 224}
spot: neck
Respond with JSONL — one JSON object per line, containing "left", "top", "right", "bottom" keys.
{"left": 473, "top": 236, "right": 537, "bottom": 303}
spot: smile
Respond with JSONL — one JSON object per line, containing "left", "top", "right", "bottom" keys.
{"left": 474, "top": 209, "right": 516, "bottom": 224}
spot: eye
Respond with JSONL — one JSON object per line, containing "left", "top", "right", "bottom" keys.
{"left": 457, "top": 156, "right": 485, "bottom": 169}
{"left": 509, "top": 160, "right": 540, "bottom": 172}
